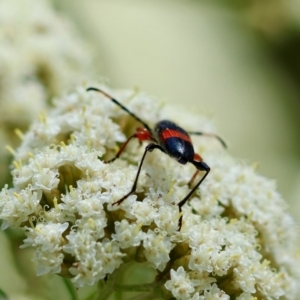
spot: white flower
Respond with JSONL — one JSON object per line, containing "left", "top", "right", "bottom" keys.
{"left": 198, "top": 283, "right": 229, "bottom": 300}
{"left": 112, "top": 220, "right": 144, "bottom": 248}
{"left": 165, "top": 267, "right": 199, "bottom": 300}
{"left": 0, "top": 0, "right": 96, "bottom": 188}
{"left": 63, "top": 228, "right": 97, "bottom": 261}
{"left": 21, "top": 222, "right": 68, "bottom": 275}
{"left": 0, "top": 83, "right": 300, "bottom": 299}
{"left": 189, "top": 271, "right": 216, "bottom": 293}
{"left": 154, "top": 205, "right": 180, "bottom": 233}
{"left": 189, "top": 243, "right": 220, "bottom": 273}
{"left": 66, "top": 237, "right": 125, "bottom": 287}
{"left": 21, "top": 222, "right": 68, "bottom": 250}
{"left": 127, "top": 198, "right": 158, "bottom": 226}
{"left": 236, "top": 292, "right": 256, "bottom": 300}
{"left": 143, "top": 230, "right": 174, "bottom": 271}
{"left": 0, "top": 186, "right": 42, "bottom": 229}
{"left": 32, "top": 168, "right": 59, "bottom": 191}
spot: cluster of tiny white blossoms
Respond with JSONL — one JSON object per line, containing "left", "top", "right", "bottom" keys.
{"left": 0, "top": 0, "right": 95, "bottom": 187}
{"left": 0, "top": 84, "right": 300, "bottom": 299}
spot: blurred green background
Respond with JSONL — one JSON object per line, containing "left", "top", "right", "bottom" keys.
{"left": 53, "top": 0, "right": 300, "bottom": 215}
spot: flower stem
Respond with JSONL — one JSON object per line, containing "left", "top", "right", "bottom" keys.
{"left": 115, "top": 281, "right": 160, "bottom": 292}
{"left": 91, "top": 267, "right": 162, "bottom": 300}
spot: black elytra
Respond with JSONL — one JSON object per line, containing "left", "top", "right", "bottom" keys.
{"left": 154, "top": 120, "right": 195, "bottom": 165}
{"left": 87, "top": 87, "right": 226, "bottom": 230}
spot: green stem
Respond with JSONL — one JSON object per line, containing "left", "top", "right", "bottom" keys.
{"left": 115, "top": 281, "right": 160, "bottom": 292}
{"left": 89, "top": 262, "right": 164, "bottom": 300}
{"left": 92, "top": 273, "right": 118, "bottom": 300}
{"left": 62, "top": 277, "right": 78, "bottom": 300}
{"left": 91, "top": 273, "right": 163, "bottom": 300}
{"left": 127, "top": 292, "right": 159, "bottom": 300}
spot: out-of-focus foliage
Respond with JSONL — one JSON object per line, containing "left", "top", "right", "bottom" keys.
{"left": 223, "top": 0, "right": 300, "bottom": 96}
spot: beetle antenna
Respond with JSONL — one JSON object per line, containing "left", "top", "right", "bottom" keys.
{"left": 188, "top": 131, "right": 227, "bottom": 148}
{"left": 87, "top": 87, "right": 152, "bottom": 133}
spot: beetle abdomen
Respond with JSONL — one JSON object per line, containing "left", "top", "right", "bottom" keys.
{"left": 155, "top": 120, "right": 194, "bottom": 164}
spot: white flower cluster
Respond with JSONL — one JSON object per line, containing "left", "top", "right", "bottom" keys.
{"left": 0, "top": 0, "right": 95, "bottom": 187}
{"left": 0, "top": 84, "right": 299, "bottom": 299}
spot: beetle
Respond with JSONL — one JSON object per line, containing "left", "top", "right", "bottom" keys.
{"left": 87, "top": 87, "right": 226, "bottom": 230}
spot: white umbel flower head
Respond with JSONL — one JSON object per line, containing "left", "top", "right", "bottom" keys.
{"left": 0, "top": 83, "right": 300, "bottom": 300}
{"left": 0, "top": 0, "right": 96, "bottom": 188}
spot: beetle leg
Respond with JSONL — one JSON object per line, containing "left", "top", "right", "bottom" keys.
{"left": 177, "top": 160, "right": 210, "bottom": 231}
{"left": 104, "top": 134, "right": 137, "bottom": 163}
{"left": 112, "top": 143, "right": 165, "bottom": 206}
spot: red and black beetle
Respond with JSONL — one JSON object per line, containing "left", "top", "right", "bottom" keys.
{"left": 87, "top": 87, "right": 226, "bottom": 230}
